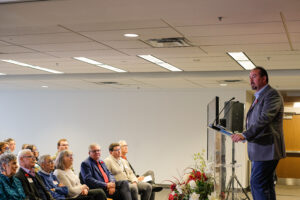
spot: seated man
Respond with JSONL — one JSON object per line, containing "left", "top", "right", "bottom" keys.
{"left": 119, "top": 140, "right": 162, "bottom": 200}
{"left": 15, "top": 149, "right": 54, "bottom": 200}
{"left": 105, "top": 143, "right": 152, "bottom": 200}
{"left": 80, "top": 144, "right": 132, "bottom": 200}
{"left": 52, "top": 138, "right": 69, "bottom": 161}
{"left": 38, "top": 154, "right": 69, "bottom": 199}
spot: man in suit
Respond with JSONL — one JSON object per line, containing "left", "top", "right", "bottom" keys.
{"left": 15, "top": 149, "right": 54, "bottom": 200}
{"left": 231, "top": 66, "right": 286, "bottom": 200}
{"left": 105, "top": 143, "right": 152, "bottom": 200}
{"left": 80, "top": 143, "right": 132, "bottom": 200}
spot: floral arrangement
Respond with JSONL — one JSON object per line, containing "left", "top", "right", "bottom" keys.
{"left": 168, "top": 151, "right": 219, "bottom": 200}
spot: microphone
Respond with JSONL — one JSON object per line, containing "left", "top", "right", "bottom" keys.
{"left": 210, "top": 97, "right": 235, "bottom": 127}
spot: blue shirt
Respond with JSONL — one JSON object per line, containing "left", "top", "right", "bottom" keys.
{"left": 254, "top": 84, "right": 268, "bottom": 101}
{"left": 38, "top": 170, "right": 68, "bottom": 200}
{"left": 0, "top": 174, "right": 26, "bottom": 200}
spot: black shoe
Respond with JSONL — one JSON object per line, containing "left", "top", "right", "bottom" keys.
{"left": 152, "top": 185, "right": 163, "bottom": 192}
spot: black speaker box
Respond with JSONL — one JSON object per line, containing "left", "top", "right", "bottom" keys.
{"left": 223, "top": 101, "right": 244, "bottom": 132}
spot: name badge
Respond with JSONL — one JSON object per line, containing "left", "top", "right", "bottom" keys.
{"left": 53, "top": 180, "right": 58, "bottom": 185}
{"left": 27, "top": 178, "right": 33, "bottom": 183}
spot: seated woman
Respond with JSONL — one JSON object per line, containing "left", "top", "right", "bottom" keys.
{"left": 54, "top": 150, "right": 106, "bottom": 200}
{"left": 0, "top": 152, "right": 26, "bottom": 200}
{"left": 0, "top": 142, "right": 9, "bottom": 155}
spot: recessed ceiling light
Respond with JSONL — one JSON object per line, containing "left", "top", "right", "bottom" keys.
{"left": 0, "top": 73, "right": 6, "bottom": 75}
{"left": 73, "top": 57, "right": 126, "bottom": 73}
{"left": 137, "top": 55, "right": 182, "bottom": 72}
{"left": 220, "top": 83, "right": 227, "bottom": 87}
{"left": 124, "top": 33, "right": 139, "bottom": 38}
{"left": 294, "top": 102, "right": 300, "bottom": 108}
{"left": 227, "top": 52, "right": 256, "bottom": 70}
{"left": 42, "top": 86, "right": 48, "bottom": 88}
{"left": 1, "top": 60, "right": 64, "bottom": 74}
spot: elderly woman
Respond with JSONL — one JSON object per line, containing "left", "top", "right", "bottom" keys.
{"left": 0, "top": 152, "right": 26, "bottom": 199}
{"left": 54, "top": 150, "right": 105, "bottom": 200}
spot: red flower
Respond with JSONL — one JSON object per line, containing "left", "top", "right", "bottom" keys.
{"left": 203, "top": 173, "right": 208, "bottom": 181}
{"left": 168, "top": 194, "right": 174, "bottom": 200}
{"left": 170, "top": 183, "right": 176, "bottom": 191}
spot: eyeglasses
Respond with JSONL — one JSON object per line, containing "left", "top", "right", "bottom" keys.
{"left": 60, "top": 144, "right": 69, "bottom": 147}
{"left": 66, "top": 154, "right": 73, "bottom": 157}
{"left": 113, "top": 148, "right": 121, "bottom": 152}
{"left": 90, "top": 150, "right": 101, "bottom": 153}
{"left": 23, "top": 155, "right": 35, "bottom": 159}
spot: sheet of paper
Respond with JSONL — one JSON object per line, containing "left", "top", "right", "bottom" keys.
{"left": 142, "top": 175, "right": 152, "bottom": 182}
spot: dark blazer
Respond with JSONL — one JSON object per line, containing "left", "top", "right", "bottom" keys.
{"left": 15, "top": 168, "right": 54, "bottom": 200}
{"left": 80, "top": 157, "right": 116, "bottom": 189}
{"left": 244, "top": 85, "right": 286, "bottom": 161}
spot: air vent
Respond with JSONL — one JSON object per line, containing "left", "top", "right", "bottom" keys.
{"left": 144, "top": 37, "right": 191, "bottom": 48}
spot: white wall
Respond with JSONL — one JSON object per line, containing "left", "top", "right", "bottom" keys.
{"left": 0, "top": 88, "right": 248, "bottom": 186}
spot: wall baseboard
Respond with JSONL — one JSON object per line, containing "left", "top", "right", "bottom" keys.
{"left": 278, "top": 178, "right": 300, "bottom": 186}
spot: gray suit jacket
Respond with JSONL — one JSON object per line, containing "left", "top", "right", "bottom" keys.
{"left": 244, "top": 85, "right": 286, "bottom": 161}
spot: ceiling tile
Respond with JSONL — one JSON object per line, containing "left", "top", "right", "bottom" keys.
{"left": 24, "top": 42, "right": 109, "bottom": 52}
{"left": 0, "top": 32, "right": 90, "bottom": 45}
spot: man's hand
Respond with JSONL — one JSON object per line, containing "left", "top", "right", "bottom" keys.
{"left": 107, "top": 182, "right": 115, "bottom": 189}
{"left": 108, "top": 187, "right": 115, "bottom": 195}
{"left": 231, "top": 133, "right": 245, "bottom": 142}
{"left": 137, "top": 176, "right": 144, "bottom": 182}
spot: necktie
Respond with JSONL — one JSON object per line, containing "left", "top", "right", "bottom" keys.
{"left": 97, "top": 161, "right": 109, "bottom": 183}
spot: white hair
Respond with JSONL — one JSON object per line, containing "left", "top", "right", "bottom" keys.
{"left": 38, "top": 154, "right": 51, "bottom": 166}
{"left": 119, "top": 140, "right": 127, "bottom": 146}
{"left": 17, "top": 149, "right": 32, "bottom": 165}
{"left": 88, "top": 144, "right": 101, "bottom": 151}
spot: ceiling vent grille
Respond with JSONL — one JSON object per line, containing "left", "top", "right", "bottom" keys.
{"left": 144, "top": 37, "right": 191, "bottom": 48}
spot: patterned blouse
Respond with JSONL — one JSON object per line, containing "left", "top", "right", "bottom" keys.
{"left": 0, "top": 173, "right": 26, "bottom": 200}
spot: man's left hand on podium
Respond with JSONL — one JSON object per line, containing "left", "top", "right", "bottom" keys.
{"left": 231, "top": 133, "right": 245, "bottom": 142}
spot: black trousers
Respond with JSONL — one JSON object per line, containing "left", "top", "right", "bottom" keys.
{"left": 66, "top": 188, "right": 106, "bottom": 200}
{"left": 105, "top": 180, "right": 131, "bottom": 200}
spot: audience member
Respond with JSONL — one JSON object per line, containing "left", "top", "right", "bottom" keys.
{"left": 38, "top": 154, "right": 69, "bottom": 199}
{"left": 54, "top": 150, "right": 106, "bottom": 200}
{"left": 81, "top": 144, "right": 132, "bottom": 200}
{"left": 0, "top": 152, "right": 26, "bottom": 200}
{"left": 119, "top": 140, "right": 162, "bottom": 200}
{"left": 21, "top": 144, "right": 29, "bottom": 150}
{"left": 0, "top": 142, "right": 9, "bottom": 155}
{"left": 15, "top": 149, "right": 54, "bottom": 199}
{"left": 53, "top": 139, "right": 69, "bottom": 161}
{"left": 4, "top": 138, "right": 16, "bottom": 153}
{"left": 105, "top": 143, "right": 152, "bottom": 200}
{"left": 25, "top": 144, "right": 41, "bottom": 172}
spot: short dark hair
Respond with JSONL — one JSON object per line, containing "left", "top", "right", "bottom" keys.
{"left": 109, "top": 143, "right": 120, "bottom": 152}
{"left": 22, "top": 144, "right": 29, "bottom": 149}
{"left": 254, "top": 66, "right": 269, "bottom": 83}
{"left": 57, "top": 139, "right": 68, "bottom": 149}
{"left": 4, "top": 138, "right": 14, "bottom": 143}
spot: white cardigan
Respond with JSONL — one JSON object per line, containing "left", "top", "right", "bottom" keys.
{"left": 54, "top": 168, "right": 82, "bottom": 198}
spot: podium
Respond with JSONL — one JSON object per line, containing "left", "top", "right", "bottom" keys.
{"left": 207, "top": 97, "right": 250, "bottom": 200}
{"left": 207, "top": 125, "right": 250, "bottom": 200}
